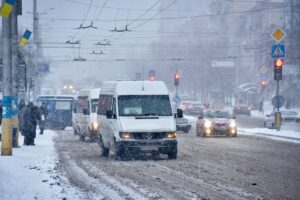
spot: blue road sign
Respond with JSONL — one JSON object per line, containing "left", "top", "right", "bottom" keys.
{"left": 272, "top": 45, "right": 285, "bottom": 58}
{"left": 260, "top": 73, "right": 267, "bottom": 80}
{"left": 38, "top": 63, "right": 49, "bottom": 73}
{"left": 149, "top": 69, "right": 155, "bottom": 77}
{"left": 173, "top": 95, "right": 181, "bottom": 105}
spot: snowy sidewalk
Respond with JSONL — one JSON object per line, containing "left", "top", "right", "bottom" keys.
{"left": 0, "top": 130, "right": 83, "bottom": 200}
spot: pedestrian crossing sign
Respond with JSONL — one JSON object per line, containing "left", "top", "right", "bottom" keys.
{"left": 272, "top": 45, "right": 285, "bottom": 58}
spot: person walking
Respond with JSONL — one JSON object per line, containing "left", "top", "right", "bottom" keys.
{"left": 21, "top": 102, "right": 40, "bottom": 145}
{"left": 38, "top": 102, "right": 48, "bottom": 135}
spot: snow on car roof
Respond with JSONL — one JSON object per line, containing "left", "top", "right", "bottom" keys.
{"left": 102, "top": 81, "right": 169, "bottom": 95}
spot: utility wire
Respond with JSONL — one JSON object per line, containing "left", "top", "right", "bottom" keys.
{"left": 78, "top": 0, "right": 108, "bottom": 41}
{"left": 70, "top": 0, "right": 93, "bottom": 41}
{"left": 131, "top": 0, "right": 176, "bottom": 30}
{"left": 126, "top": 0, "right": 160, "bottom": 27}
{"left": 37, "top": 4, "right": 295, "bottom": 23}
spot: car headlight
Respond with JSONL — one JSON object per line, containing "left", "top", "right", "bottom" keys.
{"left": 119, "top": 132, "right": 133, "bottom": 139}
{"left": 204, "top": 120, "right": 212, "bottom": 128}
{"left": 229, "top": 120, "right": 237, "bottom": 128}
{"left": 91, "top": 122, "right": 98, "bottom": 130}
{"left": 165, "top": 132, "right": 176, "bottom": 138}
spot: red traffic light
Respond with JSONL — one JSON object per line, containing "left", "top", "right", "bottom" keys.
{"left": 261, "top": 80, "right": 267, "bottom": 86}
{"left": 274, "top": 59, "right": 283, "bottom": 68}
{"left": 149, "top": 76, "right": 155, "bottom": 81}
{"left": 175, "top": 73, "right": 180, "bottom": 80}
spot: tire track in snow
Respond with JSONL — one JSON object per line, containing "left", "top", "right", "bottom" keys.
{"left": 60, "top": 152, "right": 124, "bottom": 200}
{"left": 150, "top": 162, "right": 260, "bottom": 200}
{"left": 81, "top": 160, "right": 150, "bottom": 200}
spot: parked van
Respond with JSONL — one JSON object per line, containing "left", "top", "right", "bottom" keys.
{"left": 97, "top": 81, "right": 182, "bottom": 160}
{"left": 74, "top": 88, "right": 101, "bottom": 142}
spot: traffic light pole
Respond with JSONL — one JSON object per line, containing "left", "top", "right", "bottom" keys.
{"left": 276, "top": 80, "right": 280, "bottom": 112}
{"left": 1, "top": 12, "right": 13, "bottom": 156}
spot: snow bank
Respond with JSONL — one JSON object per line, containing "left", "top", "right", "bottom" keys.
{"left": 239, "top": 128, "right": 300, "bottom": 144}
{"left": 0, "top": 131, "right": 83, "bottom": 200}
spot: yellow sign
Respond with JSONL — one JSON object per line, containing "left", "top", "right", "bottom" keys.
{"left": 271, "top": 27, "right": 286, "bottom": 43}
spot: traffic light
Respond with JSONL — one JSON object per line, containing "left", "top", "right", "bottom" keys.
{"left": 174, "top": 72, "right": 180, "bottom": 86}
{"left": 260, "top": 80, "right": 268, "bottom": 89}
{"left": 274, "top": 59, "right": 283, "bottom": 80}
{"left": 148, "top": 69, "right": 156, "bottom": 81}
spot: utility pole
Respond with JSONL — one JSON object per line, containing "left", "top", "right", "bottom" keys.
{"left": 11, "top": 1, "right": 20, "bottom": 148}
{"left": 32, "top": 0, "right": 39, "bottom": 100}
{"left": 1, "top": 8, "right": 13, "bottom": 156}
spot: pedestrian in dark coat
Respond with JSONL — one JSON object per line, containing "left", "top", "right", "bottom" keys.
{"left": 38, "top": 103, "right": 48, "bottom": 135}
{"left": 21, "top": 102, "right": 40, "bottom": 145}
{"left": 18, "top": 99, "right": 26, "bottom": 133}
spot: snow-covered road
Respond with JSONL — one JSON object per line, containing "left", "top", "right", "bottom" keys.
{"left": 54, "top": 128, "right": 300, "bottom": 200}
{"left": 1, "top": 117, "right": 300, "bottom": 200}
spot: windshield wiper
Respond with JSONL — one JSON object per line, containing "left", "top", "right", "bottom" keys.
{"left": 143, "top": 113, "right": 159, "bottom": 116}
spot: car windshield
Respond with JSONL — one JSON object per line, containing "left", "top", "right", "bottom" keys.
{"left": 91, "top": 99, "right": 98, "bottom": 113}
{"left": 118, "top": 95, "right": 172, "bottom": 117}
{"left": 204, "top": 111, "right": 229, "bottom": 118}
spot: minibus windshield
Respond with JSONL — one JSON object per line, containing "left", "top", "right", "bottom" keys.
{"left": 118, "top": 95, "right": 172, "bottom": 117}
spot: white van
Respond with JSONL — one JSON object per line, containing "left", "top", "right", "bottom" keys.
{"left": 97, "top": 81, "right": 182, "bottom": 160}
{"left": 74, "top": 88, "right": 101, "bottom": 142}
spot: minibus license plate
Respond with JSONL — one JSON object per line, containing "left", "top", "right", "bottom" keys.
{"left": 141, "top": 146, "right": 158, "bottom": 151}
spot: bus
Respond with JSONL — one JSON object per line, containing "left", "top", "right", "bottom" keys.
{"left": 36, "top": 95, "right": 75, "bottom": 130}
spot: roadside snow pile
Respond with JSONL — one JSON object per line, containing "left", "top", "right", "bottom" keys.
{"left": 0, "top": 130, "right": 83, "bottom": 200}
{"left": 239, "top": 128, "right": 300, "bottom": 143}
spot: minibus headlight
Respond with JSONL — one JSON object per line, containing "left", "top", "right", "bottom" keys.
{"left": 204, "top": 120, "right": 212, "bottom": 128}
{"left": 165, "top": 132, "right": 176, "bottom": 138}
{"left": 119, "top": 132, "right": 132, "bottom": 139}
{"left": 229, "top": 120, "right": 237, "bottom": 128}
{"left": 91, "top": 122, "right": 98, "bottom": 130}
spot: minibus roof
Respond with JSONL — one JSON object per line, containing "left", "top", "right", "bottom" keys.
{"left": 102, "top": 81, "right": 169, "bottom": 95}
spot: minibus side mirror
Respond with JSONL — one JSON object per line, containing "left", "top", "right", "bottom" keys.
{"left": 106, "top": 110, "right": 113, "bottom": 119}
{"left": 176, "top": 109, "right": 183, "bottom": 118}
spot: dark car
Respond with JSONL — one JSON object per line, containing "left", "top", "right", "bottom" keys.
{"left": 233, "top": 104, "right": 251, "bottom": 116}
{"left": 175, "top": 117, "right": 191, "bottom": 133}
{"left": 196, "top": 110, "right": 237, "bottom": 137}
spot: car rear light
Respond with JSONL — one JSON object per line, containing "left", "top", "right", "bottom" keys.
{"left": 296, "top": 118, "right": 300, "bottom": 123}
{"left": 248, "top": 107, "right": 251, "bottom": 111}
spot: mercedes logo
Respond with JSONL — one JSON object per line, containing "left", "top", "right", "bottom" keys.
{"left": 145, "top": 132, "right": 152, "bottom": 140}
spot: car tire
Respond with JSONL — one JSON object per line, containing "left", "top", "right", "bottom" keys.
{"left": 264, "top": 122, "right": 266, "bottom": 128}
{"left": 99, "top": 135, "right": 109, "bottom": 157}
{"left": 202, "top": 132, "right": 207, "bottom": 138}
{"left": 79, "top": 135, "right": 85, "bottom": 142}
{"left": 74, "top": 129, "right": 77, "bottom": 135}
{"left": 271, "top": 123, "right": 275, "bottom": 129}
